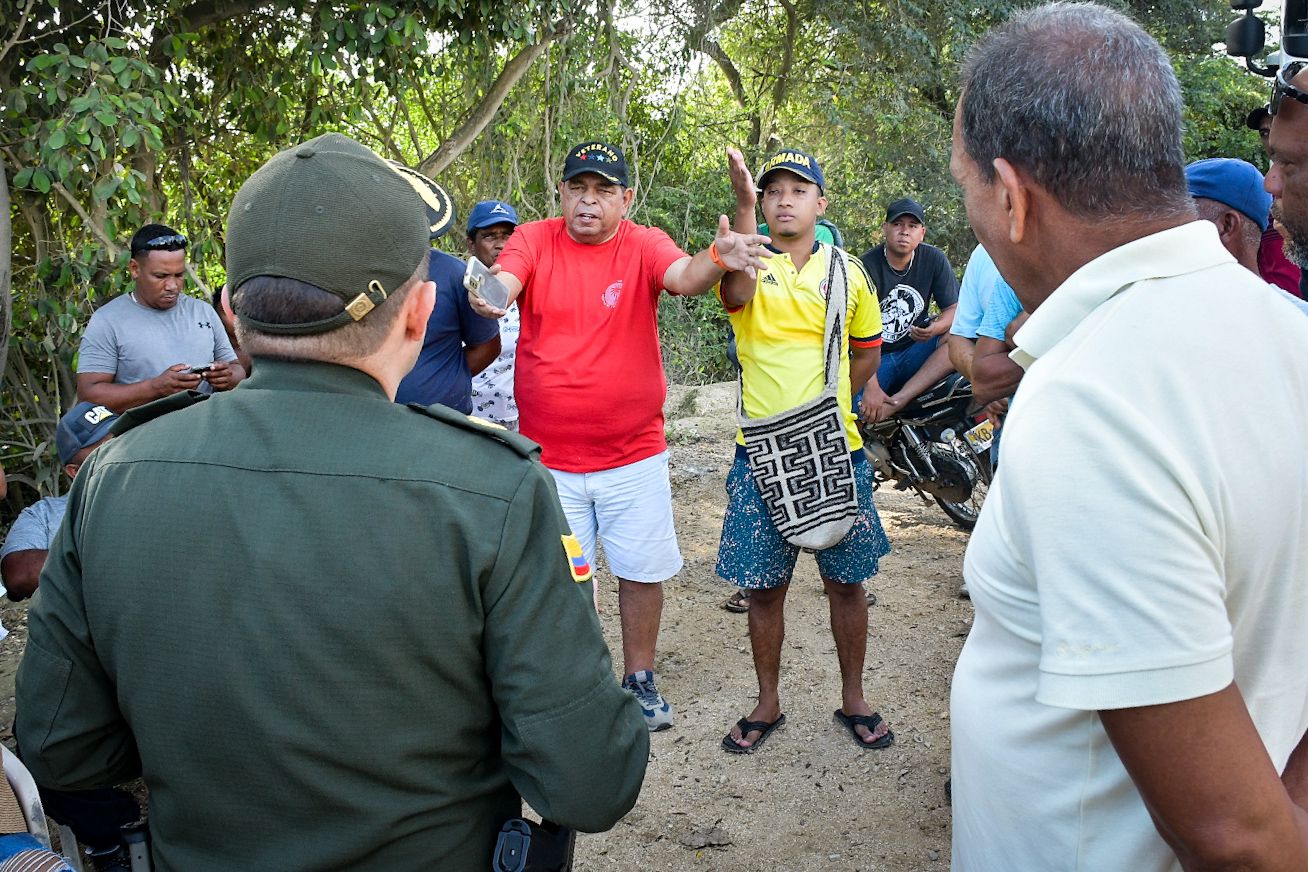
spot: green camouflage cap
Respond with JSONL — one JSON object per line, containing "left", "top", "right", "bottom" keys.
{"left": 226, "top": 133, "right": 432, "bottom": 335}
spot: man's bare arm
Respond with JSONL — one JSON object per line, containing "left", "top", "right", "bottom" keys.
{"left": 948, "top": 334, "right": 976, "bottom": 381}
{"left": 1283, "top": 731, "right": 1308, "bottom": 810}
{"left": 1101, "top": 684, "right": 1308, "bottom": 870}
{"left": 720, "top": 147, "right": 764, "bottom": 309}
{"left": 464, "top": 335, "right": 501, "bottom": 377}
{"left": 77, "top": 368, "right": 203, "bottom": 414}
{"left": 971, "top": 336, "right": 1024, "bottom": 406}
{"left": 849, "top": 345, "right": 880, "bottom": 403}
{"left": 0, "top": 550, "right": 46, "bottom": 601}
{"left": 664, "top": 215, "right": 770, "bottom": 298}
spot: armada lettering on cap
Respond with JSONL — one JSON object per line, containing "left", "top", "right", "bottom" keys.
{"left": 765, "top": 151, "right": 812, "bottom": 171}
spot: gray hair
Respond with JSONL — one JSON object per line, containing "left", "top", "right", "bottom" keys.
{"left": 234, "top": 252, "right": 428, "bottom": 362}
{"left": 960, "top": 2, "right": 1191, "bottom": 221}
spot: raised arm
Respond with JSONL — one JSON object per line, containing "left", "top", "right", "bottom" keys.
{"left": 718, "top": 147, "right": 767, "bottom": 309}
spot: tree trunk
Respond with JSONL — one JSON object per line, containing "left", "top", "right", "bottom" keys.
{"left": 416, "top": 22, "right": 568, "bottom": 178}
{"left": 0, "top": 155, "right": 11, "bottom": 387}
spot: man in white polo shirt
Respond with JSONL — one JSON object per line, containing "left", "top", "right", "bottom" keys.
{"left": 949, "top": 4, "right": 1308, "bottom": 870}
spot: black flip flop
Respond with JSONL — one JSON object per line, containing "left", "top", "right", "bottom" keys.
{"left": 722, "top": 713, "right": 786, "bottom": 754}
{"left": 834, "top": 709, "right": 894, "bottom": 749}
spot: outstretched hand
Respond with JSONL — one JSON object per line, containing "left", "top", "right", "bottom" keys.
{"left": 713, "top": 215, "right": 771, "bottom": 279}
{"left": 727, "top": 147, "right": 757, "bottom": 209}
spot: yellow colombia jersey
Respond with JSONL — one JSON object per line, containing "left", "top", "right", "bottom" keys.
{"left": 719, "top": 243, "right": 883, "bottom": 450}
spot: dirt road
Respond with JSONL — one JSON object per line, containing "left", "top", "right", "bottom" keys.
{"left": 575, "top": 383, "right": 973, "bottom": 871}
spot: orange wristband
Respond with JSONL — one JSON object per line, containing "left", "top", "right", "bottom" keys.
{"left": 709, "top": 241, "right": 734, "bottom": 272}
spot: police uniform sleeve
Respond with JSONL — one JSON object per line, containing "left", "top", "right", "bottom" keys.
{"left": 15, "top": 460, "right": 141, "bottom": 790}
{"left": 481, "top": 462, "right": 649, "bottom": 831}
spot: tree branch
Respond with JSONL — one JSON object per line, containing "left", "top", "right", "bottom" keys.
{"left": 0, "top": 0, "right": 37, "bottom": 68}
{"left": 772, "top": 0, "right": 799, "bottom": 109}
{"left": 417, "top": 19, "right": 571, "bottom": 178}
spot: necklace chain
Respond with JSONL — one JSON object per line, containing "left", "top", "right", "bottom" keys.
{"left": 884, "top": 247, "right": 914, "bottom": 277}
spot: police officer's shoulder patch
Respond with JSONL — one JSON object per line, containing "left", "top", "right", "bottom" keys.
{"left": 405, "top": 402, "right": 539, "bottom": 460}
{"left": 561, "top": 533, "right": 593, "bottom": 583}
{"left": 112, "top": 390, "right": 209, "bottom": 436}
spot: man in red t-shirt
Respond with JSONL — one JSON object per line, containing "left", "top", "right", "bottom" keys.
{"left": 473, "top": 140, "right": 769, "bottom": 731}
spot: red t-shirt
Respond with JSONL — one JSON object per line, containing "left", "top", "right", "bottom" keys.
{"left": 497, "top": 218, "right": 687, "bottom": 472}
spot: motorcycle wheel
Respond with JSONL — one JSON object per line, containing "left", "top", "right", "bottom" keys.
{"left": 932, "top": 443, "right": 993, "bottom": 531}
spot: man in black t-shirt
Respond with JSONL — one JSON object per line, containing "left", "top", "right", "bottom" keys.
{"left": 858, "top": 198, "right": 959, "bottom": 422}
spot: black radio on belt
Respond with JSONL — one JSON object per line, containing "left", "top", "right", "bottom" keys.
{"left": 492, "top": 817, "right": 575, "bottom": 872}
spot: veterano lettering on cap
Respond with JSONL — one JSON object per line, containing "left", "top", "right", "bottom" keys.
{"left": 225, "top": 132, "right": 432, "bottom": 335}
{"left": 755, "top": 149, "right": 826, "bottom": 194}
{"left": 561, "top": 142, "right": 629, "bottom": 187}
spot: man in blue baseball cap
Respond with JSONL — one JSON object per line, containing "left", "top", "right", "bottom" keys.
{"left": 466, "top": 200, "right": 522, "bottom": 429}
{"left": 1, "top": 403, "right": 117, "bottom": 603}
{"left": 1187, "top": 158, "right": 1308, "bottom": 314}
{"left": 3, "top": 402, "right": 141, "bottom": 868}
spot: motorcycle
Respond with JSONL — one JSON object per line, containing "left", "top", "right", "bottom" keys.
{"left": 859, "top": 373, "right": 994, "bottom": 530}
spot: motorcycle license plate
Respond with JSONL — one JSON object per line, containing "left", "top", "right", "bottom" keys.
{"left": 963, "top": 420, "right": 994, "bottom": 452}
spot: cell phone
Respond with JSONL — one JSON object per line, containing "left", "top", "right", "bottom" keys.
{"left": 464, "top": 257, "right": 511, "bottom": 311}
{"left": 187, "top": 365, "right": 213, "bottom": 375}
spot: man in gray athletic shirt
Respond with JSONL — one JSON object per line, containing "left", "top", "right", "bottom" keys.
{"left": 77, "top": 224, "right": 245, "bottom": 412}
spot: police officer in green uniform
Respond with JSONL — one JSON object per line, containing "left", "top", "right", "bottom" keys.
{"left": 16, "top": 133, "right": 649, "bottom": 871}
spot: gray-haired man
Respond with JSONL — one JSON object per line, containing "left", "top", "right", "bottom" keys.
{"left": 948, "top": 3, "right": 1308, "bottom": 869}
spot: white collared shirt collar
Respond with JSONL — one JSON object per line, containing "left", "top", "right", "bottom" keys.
{"left": 1010, "top": 220, "right": 1233, "bottom": 370}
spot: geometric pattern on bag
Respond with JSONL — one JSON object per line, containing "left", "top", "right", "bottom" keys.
{"left": 741, "top": 392, "right": 858, "bottom": 543}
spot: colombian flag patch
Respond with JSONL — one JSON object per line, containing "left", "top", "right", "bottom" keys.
{"left": 561, "top": 534, "right": 593, "bottom": 583}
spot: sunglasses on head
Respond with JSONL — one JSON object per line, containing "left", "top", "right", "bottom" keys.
{"left": 140, "top": 233, "right": 188, "bottom": 251}
{"left": 1270, "top": 61, "right": 1308, "bottom": 116}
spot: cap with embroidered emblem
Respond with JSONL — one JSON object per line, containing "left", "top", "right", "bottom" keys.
{"left": 225, "top": 132, "right": 432, "bottom": 335}
{"left": 756, "top": 149, "right": 825, "bottom": 194}
{"left": 561, "top": 142, "right": 629, "bottom": 187}
{"left": 467, "top": 200, "right": 520, "bottom": 233}
{"left": 56, "top": 402, "right": 118, "bottom": 465}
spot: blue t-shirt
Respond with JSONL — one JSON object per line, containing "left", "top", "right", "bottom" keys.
{"left": 395, "top": 250, "right": 501, "bottom": 413}
{"left": 977, "top": 281, "right": 1024, "bottom": 342}
{"left": 951, "top": 245, "right": 1015, "bottom": 340}
{"left": 0, "top": 495, "right": 67, "bottom": 602}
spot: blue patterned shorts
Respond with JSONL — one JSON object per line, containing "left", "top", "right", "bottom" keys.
{"left": 716, "top": 447, "right": 891, "bottom": 589}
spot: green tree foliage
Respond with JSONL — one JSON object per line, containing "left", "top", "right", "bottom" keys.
{"left": 0, "top": 0, "right": 1275, "bottom": 514}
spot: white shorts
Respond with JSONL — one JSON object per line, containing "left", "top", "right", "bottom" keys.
{"left": 547, "top": 451, "right": 684, "bottom": 583}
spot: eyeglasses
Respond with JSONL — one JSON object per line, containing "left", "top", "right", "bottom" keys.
{"left": 1270, "top": 60, "right": 1308, "bottom": 116}
{"left": 139, "top": 233, "right": 189, "bottom": 251}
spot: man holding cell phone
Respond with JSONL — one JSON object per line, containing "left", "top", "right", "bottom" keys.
{"left": 76, "top": 224, "right": 245, "bottom": 413}
{"left": 468, "top": 141, "right": 770, "bottom": 731}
